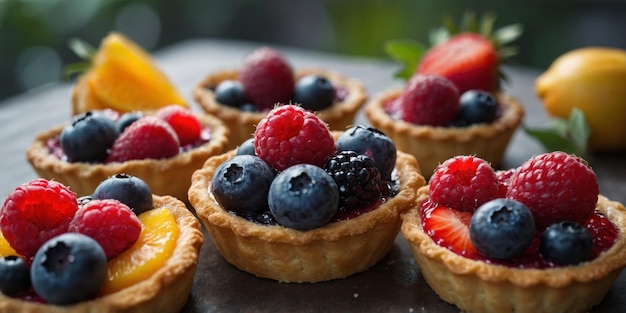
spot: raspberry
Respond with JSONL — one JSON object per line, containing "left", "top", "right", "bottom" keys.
{"left": 155, "top": 105, "right": 202, "bottom": 146}
{"left": 0, "top": 179, "right": 79, "bottom": 257}
{"left": 68, "top": 199, "right": 141, "bottom": 259}
{"left": 506, "top": 151, "right": 598, "bottom": 226}
{"left": 399, "top": 74, "right": 460, "bottom": 126}
{"left": 106, "top": 116, "right": 180, "bottom": 163}
{"left": 495, "top": 168, "right": 515, "bottom": 198}
{"left": 325, "top": 151, "right": 382, "bottom": 211}
{"left": 429, "top": 155, "right": 499, "bottom": 212}
{"left": 239, "top": 47, "right": 295, "bottom": 111}
{"left": 254, "top": 105, "right": 335, "bottom": 171}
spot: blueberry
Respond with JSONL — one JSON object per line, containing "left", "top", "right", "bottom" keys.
{"left": 31, "top": 233, "right": 107, "bottom": 305}
{"left": 456, "top": 90, "right": 498, "bottom": 125}
{"left": 540, "top": 221, "right": 593, "bottom": 265}
{"left": 0, "top": 256, "right": 30, "bottom": 296}
{"left": 293, "top": 75, "right": 336, "bottom": 111}
{"left": 211, "top": 155, "right": 275, "bottom": 214}
{"left": 236, "top": 138, "right": 256, "bottom": 156}
{"left": 268, "top": 164, "right": 339, "bottom": 230}
{"left": 336, "top": 125, "right": 396, "bottom": 181}
{"left": 116, "top": 111, "right": 144, "bottom": 133}
{"left": 469, "top": 198, "right": 535, "bottom": 259}
{"left": 60, "top": 111, "right": 119, "bottom": 162}
{"left": 93, "top": 173, "right": 153, "bottom": 215}
{"left": 215, "top": 80, "right": 248, "bottom": 108}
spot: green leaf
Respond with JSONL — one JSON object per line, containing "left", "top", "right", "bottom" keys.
{"left": 68, "top": 38, "right": 96, "bottom": 61}
{"left": 493, "top": 24, "right": 524, "bottom": 46}
{"left": 63, "top": 62, "right": 91, "bottom": 81}
{"left": 384, "top": 39, "right": 426, "bottom": 80}
{"left": 442, "top": 15, "right": 458, "bottom": 35}
{"left": 567, "top": 108, "right": 591, "bottom": 150}
{"left": 460, "top": 11, "right": 479, "bottom": 33}
{"left": 428, "top": 26, "right": 450, "bottom": 46}
{"left": 479, "top": 12, "right": 497, "bottom": 38}
{"left": 524, "top": 108, "right": 590, "bottom": 155}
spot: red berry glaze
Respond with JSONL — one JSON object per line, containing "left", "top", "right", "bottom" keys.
{"left": 0, "top": 179, "right": 79, "bottom": 257}
{"left": 106, "top": 116, "right": 180, "bottom": 163}
{"left": 399, "top": 74, "right": 460, "bottom": 126}
{"left": 239, "top": 47, "right": 295, "bottom": 111}
{"left": 420, "top": 199, "right": 478, "bottom": 258}
{"left": 583, "top": 210, "right": 618, "bottom": 258}
{"left": 69, "top": 199, "right": 141, "bottom": 259}
{"left": 155, "top": 105, "right": 202, "bottom": 146}
{"left": 429, "top": 155, "right": 499, "bottom": 212}
{"left": 417, "top": 33, "right": 498, "bottom": 94}
{"left": 254, "top": 105, "right": 335, "bottom": 171}
{"left": 507, "top": 151, "right": 598, "bottom": 226}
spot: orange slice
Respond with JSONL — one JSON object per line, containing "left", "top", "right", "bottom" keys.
{"left": 77, "top": 32, "right": 187, "bottom": 114}
{"left": 0, "top": 231, "right": 19, "bottom": 257}
{"left": 100, "top": 207, "right": 179, "bottom": 295}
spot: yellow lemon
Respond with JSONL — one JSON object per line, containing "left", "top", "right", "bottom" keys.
{"left": 535, "top": 47, "right": 626, "bottom": 151}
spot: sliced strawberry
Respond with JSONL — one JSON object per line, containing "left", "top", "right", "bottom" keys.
{"left": 420, "top": 200, "right": 478, "bottom": 258}
{"left": 417, "top": 33, "right": 498, "bottom": 94}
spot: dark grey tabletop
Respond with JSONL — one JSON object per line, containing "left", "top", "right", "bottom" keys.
{"left": 1, "top": 39, "right": 625, "bottom": 312}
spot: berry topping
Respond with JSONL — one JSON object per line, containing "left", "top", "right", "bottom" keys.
{"left": 236, "top": 138, "right": 256, "bottom": 156}
{"left": 30, "top": 233, "right": 107, "bottom": 305}
{"left": 60, "top": 111, "right": 119, "bottom": 162}
{"left": 398, "top": 74, "right": 460, "bottom": 126}
{"left": 583, "top": 211, "right": 618, "bottom": 257}
{"left": 215, "top": 80, "right": 248, "bottom": 108}
{"left": 92, "top": 174, "right": 154, "bottom": 215}
{"left": 0, "top": 256, "right": 31, "bottom": 296}
{"left": 495, "top": 168, "right": 515, "bottom": 198}
{"left": 155, "top": 105, "right": 203, "bottom": 146}
{"left": 116, "top": 111, "right": 144, "bottom": 133}
{"left": 106, "top": 116, "right": 180, "bottom": 163}
{"left": 68, "top": 199, "right": 142, "bottom": 259}
{"left": 540, "top": 221, "right": 593, "bottom": 265}
{"left": 211, "top": 155, "right": 275, "bottom": 214}
{"left": 455, "top": 89, "right": 498, "bottom": 125}
{"left": 325, "top": 151, "right": 382, "bottom": 211}
{"left": 507, "top": 151, "right": 598, "bottom": 226}
{"left": 469, "top": 198, "right": 535, "bottom": 259}
{"left": 0, "top": 179, "right": 79, "bottom": 257}
{"left": 268, "top": 164, "right": 339, "bottom": 230}
{"left": 293, "top": 74, "right": 336, "bottom": 111}
{"left": 421, "top": 200, "right": 478, "bottom": 258}
{"left": 239, "top": 47, "right": 295, "bottom": 111}
{"left": 335, "top": 125, "right": 397, "bottom": 181}
{"left": 254, "top": 105, "right": 335, "bottom": 171}
{"left": 429, "top": 155, "right": 499, "bottom": 212}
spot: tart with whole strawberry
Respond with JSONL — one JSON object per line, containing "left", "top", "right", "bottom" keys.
{"left": 26, "top": 105, "right": 229, "bottom": 202}
{"left": 193, "top": 46, "right": 367, "bottom": 150}
{"left": 188, "top": 104, "right": 424, "bottom": 283}
{"left": 0, "top": 175, "right": 203, "bottom": 312}
{"left": 401, "top": 152, "right": 626, "bottom": 313}
{"left": 366, "top": 14, "right": 525, "bottom": 177}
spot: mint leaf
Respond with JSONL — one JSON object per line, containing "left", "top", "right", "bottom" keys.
{"left": 63, "top": 62, "right": 90, "bottom": 81}
{"left": 384, "top": 39, "right": 426, "bottom": 81}
{"left": 524, "top": 108, "right": 590, "bottom": 155}
{"left": 68, "top": 38, "right": 96, "bottom": 61}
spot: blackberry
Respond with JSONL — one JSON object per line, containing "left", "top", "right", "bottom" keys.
{"left": 335, "top": 125, "right": 396, "bottom": 181}
{"left": 325, "top": 151, "right": 382, "bottom": 211}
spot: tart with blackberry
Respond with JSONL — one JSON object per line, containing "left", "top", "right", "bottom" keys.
{"left": 401, "top": 152, "right": 626, "bottom": 313}
{"left": 188, "top": 105, "right": 424, "bottom": 283}
{"left": 193, "top": 46, "right": 367, "bottom": 150}
{"left": 0, "top": 175, "right": 203, "bottom": 312}
{"left": 366, "top": 15, "right": 524, "bottom": 177}
{"left": 26, "top": 105, "right": 229, "bottom": 201}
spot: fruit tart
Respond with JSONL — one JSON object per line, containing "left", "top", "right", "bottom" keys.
{"left": 188, "top": 104, "right": 425, "bottom": 283}
{"left": 0, "top": 175, "right": 204, "bottom": 312}
{"left": 193, "top": 46, "right": 367, "bottom": 150}
{"left": 26, "top": 105, "right": 229, "bottom": 202}
{"left": 401, "top": 152, "right": 626, "bottom": 313}
{"left": 367, "top": 15, "right": 525, "bottom": 177}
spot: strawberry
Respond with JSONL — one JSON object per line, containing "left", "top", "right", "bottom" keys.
{"left": 399, "top": 74, "right": 459, "bottom": 126}
{"left": 417, "top": 33, "right": 497, "bottom": 94}
{"left": 239, "top": 47, "right": 295, "bottom": 111}
{"left": 106, "top": 116, "right": 180, "bottom": 163}
{"left": 420, "top": 200, "right": 478, "bottom": 258}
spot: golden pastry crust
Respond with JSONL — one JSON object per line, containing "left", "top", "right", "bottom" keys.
{"left": 401, "top": 185, "right": 626, "bottom": 313}
{"left": 0, "top": 195, "right": 204, "bottom": 313}
{"left": 188, "top": 148, "right": 425, "bottom": 283}
{"left": 192, "top": 68, "right": 367, "bottom": 150}
{"left": 365, "top": 89, "right": 524, "bottom": 177}
{"left": 26, "top": 113, "right": 229, "bottom": 202}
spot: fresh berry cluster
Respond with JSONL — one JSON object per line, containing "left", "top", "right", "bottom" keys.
{"left": 213, "top": 47, "right": 344, "bottom": 112}
{"left": 385, "top": 73, "right": 500, "bottom": 127}
{"left": 54, "top": 105, "right": 210, "bottom": 163}
{"left": 0, "top": 174, "right": 154, "bottom": 304}
{"left": 420, "top": 152, "right": 616, "bottom": 268}
{"left": 211, "top": 105, "right": 397, "bottom": 230}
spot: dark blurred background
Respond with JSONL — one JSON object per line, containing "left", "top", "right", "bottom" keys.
{"left": 1, "top": 0, "right": 625, "bottom": 102}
